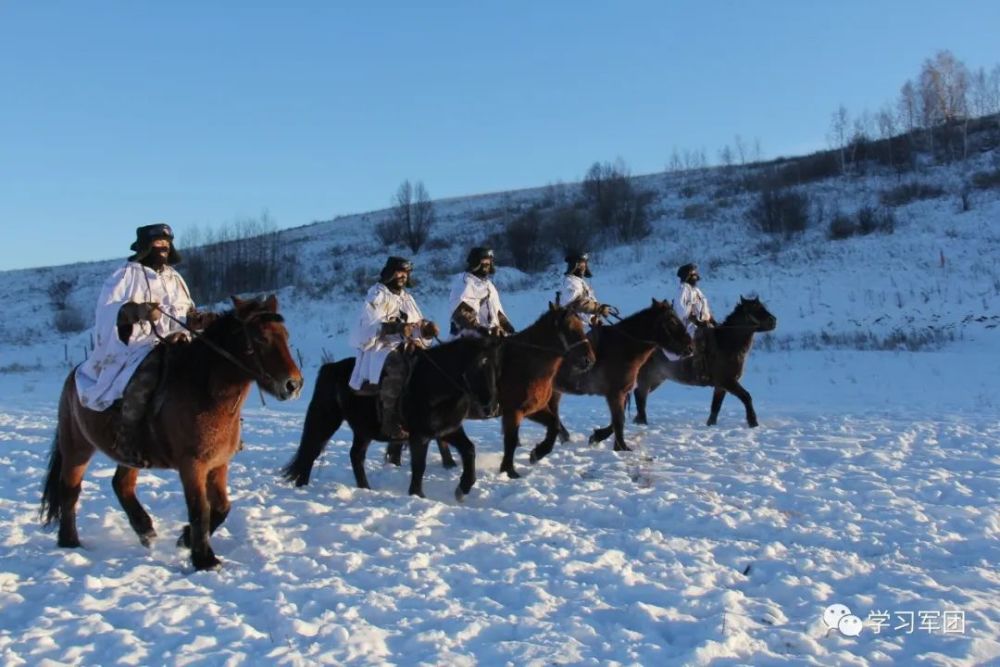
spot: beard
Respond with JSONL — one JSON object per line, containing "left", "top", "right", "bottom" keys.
{"left": 145, "top": 246, "right": 170, "bottom": 268}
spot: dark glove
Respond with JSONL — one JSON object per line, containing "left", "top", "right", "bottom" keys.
{"left": 380, "top": 319, "right": 404, "bottom": 336}
{"left": 419, "top": 320, "right": 440, "bottom": 339}
{"left": 185, "top": 309, "right": 217, "bottom": 330}
{"left": 597, "top": 304, "right": 613, "bottom": 318}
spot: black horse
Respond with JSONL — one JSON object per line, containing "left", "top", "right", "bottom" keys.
{"left": 633, "top": 296, "right": 777, "bottom": 427}
{"left": 282, "top": 336, "right": 502, "bottom": 499}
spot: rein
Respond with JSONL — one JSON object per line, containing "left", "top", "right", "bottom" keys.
{"left": 155, "top": 308, "right": 277, "bottom": 404}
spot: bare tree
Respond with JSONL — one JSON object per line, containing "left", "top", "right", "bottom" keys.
{"left": 828, "top": 105, "right": 850, "bottom": 174}
{"left": 382, "top": 180, "right": 435, "bottom": 253}
{"left": 918, "top": 50, "right": 970, "bottom": 126}
{"left": 897, "top": 80, "right": 919, "bottom": 132}
{"left": 734, "top": 135, "right": 747, "bottom": 165}
{"left": 717, "top": 145, "right": 734, "bottom": 169}
{"left": 411, "top": 181, "right": 435, "bottom": 251}
{"left": 876, "top": 104, "right": 898, "bottom": 169}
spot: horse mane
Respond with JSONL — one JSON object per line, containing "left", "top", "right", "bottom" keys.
{"left": 167, "top": 299, "right": 285, "bottom": 370}
{"left": 720, "top": 298, "right": 759, "bottom": 328}
{"left": 513, "top": 306, "right": 565, "bottom": 342}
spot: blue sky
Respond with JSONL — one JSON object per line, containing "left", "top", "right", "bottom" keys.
{"left": 1, "top": 1, "right": 998, "bottom": 270}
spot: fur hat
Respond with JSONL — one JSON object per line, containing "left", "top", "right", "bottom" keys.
{"left": 129, "top": 223, "right": 181, "bottom": 264}
{"left": 677, "top": 263, "right": 698, "bottom": 281}
{"left": 380, "top": 256, "right": 414, "bottom": 287}
{"left": 565, "top": 251, "right": 592, "bottom": 278}
{"left": 465, "top": 247, "right": 496, "bottom": 274}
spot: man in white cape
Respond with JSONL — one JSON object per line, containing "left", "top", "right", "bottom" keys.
{"left": 348, "top": 257, "right": 438, "bottom": 440}
{"left": 75, "top": 224, "right": 208, "bottom": 466}
{"left": 558, "top": 251, "right": 614, "bottom": 329}
{"left": 673, "top": 263, "right": 717, "bottom": 375}
{"left": 448, "top": 247, "right": 515, "bottom": 338}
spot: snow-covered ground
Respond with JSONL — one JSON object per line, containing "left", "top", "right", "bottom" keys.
{"left": 2, "top": 154, "right": 999, "bottom": 664}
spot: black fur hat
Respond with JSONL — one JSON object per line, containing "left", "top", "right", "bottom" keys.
{"left": 129, "top": 223, "right": 181, "bottom": 264}
{"left": 465, "top": 247, "right": 496, "bottom": 274}
{"left": 677, "top": 263, "right": 698, "bottom": 281}
{"left": 565, "top": 251, "right": 592, "bottom": 278}
{"left": 380, "top": 256, "right": 414, "bottom": 287}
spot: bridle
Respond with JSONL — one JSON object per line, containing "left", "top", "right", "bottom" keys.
{"left": 154, "top": 307, "right": 282, "bottom": 393}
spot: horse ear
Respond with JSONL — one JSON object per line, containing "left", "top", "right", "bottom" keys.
{"left": 555, "top": 291, "right": 561, "bottom": 307}
{"left": 231, "top": 295, "right": 245, "bottom": 309}
{"left": 264, "top": 294, "right": 279, "bottom": 312}
{"left": 740, "top": 295, "right": 748, "bottom": 304}
{"left": 548, "top": 301, "right": 556, "bottom": 311}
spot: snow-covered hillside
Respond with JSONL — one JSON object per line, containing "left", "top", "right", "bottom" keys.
{"left": 1, "top": 150, "right": 999, "bottom": 665}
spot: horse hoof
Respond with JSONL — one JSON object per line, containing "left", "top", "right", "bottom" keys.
{"left": 748, "top": 420, "right": 759, "bottom": 429}
{"left": 613, "top": 443, "right": 632, "bottom": 452}
{"left": 501, "top": 467, "right": 521, "bottom": 479}
{"left": 192, "top": 552, "right": 222, "bottom": 571}
{"left": 634, "top": 416, "right": 647, "bottom": 425}
{"left": 706, "top": 418, "right": 717, "bottom": 427}
{"left": 442, "top": 459, "right": 457, "bottom": 469}
{"left": 454, "top": 487, "right": 465, "bottom": 503}
{"left": 177, "top": 525, "right": 192, "bottom": 549}
{"left": 529, "top": 450, "right": 539, "bottom": 464}
{"left": 58, "top": 536, "right": 82, "bottom": 549}
{"left": 139, "top": 530, "right": 158, "bottom": 548}
{"left": 409, "top": 490, "right": 426, "bottom": 498}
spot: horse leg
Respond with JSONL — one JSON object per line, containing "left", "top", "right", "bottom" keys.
{"left": 633, "top": 385, "right": 650, "bottom": 425}
{"left": 609, "top": 392, "right": 631, "bottom": 452}
{"left": 281, "top": 371, "right": 343, "bottom": 487}
{"left": 178, "top": 460, "right": 220, "bottom": 570}
{"left": 436, "top": 439, "right": 457, "bottom": 469}
{"left": 724, "top": 380, "right": 758, "bottom": 428}
{"left": 527, "top": 409, "right": 561, "bottom": 464}
{"left": 178, "top": 464, "right": 231, "bottom": 549}
{"left": 499, "top": 411, "right": 523, "bottom": 479}
{"left": 351, "top": 433, "right": 374, "bottom": 490}
{"left": 385, "top": 440, "right": 403, "bottom": 467}
{"left": 444, "top": 428, "right": 476, "bottom": 501}
{"left": 112, "top": 466, "right": 157, "bottom": 547}
{"left": 408, "top": 437, "right": 430, "bottom": 498}
{"left": 550, "top": 393, "right": 571, "bottom": 443}
{"left": 707, "top": 387, "right": 727, "bottom": 426}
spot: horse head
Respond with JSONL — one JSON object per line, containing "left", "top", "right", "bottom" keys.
{"left": 219, "top": 295, "right": 304, "bottom": 400}
{"left": 547, "top": 301, "right": 596, "bottom": 373}
{"left": 462, "top": 336, "right": 503, "bottom": 418}
{"left": 649, "top": 298, "right": 693, "bottom": 356}
{"left": 732, "top": 296, "right": 778, "bottom": 332}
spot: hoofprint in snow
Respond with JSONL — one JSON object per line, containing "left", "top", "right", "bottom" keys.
{"left": 1, "top": 343, "right": 998, "bottom": 665}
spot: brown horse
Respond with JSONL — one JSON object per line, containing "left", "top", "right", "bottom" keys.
{"left": 428, "top": 303, "right": 596, "bottom": 480}
{"left": 543, "top": 299, "right": 692, "bottom": 455}
{"left": 41, "top": 295, "right": 303, "bottom": 570}
{"left": 633, "top": 296, "right": 777, "bottom": 427}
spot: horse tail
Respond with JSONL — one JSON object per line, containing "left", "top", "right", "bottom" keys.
{"left": 281, "top": 361, "right": 346, "bottom": 487}
{"left": 40, "top": 432, "right": 63, "bottom": 526}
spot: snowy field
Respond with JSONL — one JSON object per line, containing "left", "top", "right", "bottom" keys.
{"left": 2, "top": 156, "right": 1000, "bottom": 664}
{"left": 1, "top": 345, "right": 998, "bottom": 665}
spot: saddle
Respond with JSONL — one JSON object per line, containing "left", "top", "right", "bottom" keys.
{"left": 353, "top": 381, "right": 380, "bottom": 397}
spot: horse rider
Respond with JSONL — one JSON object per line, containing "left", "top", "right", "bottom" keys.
{"left": 449, "top": 246, "right": 515, "bottom": 338}
{"left": 348, "top": 256, "right": 439, "bottom": 440}
{"left": 559, "top": 251, "right": 614, "bottom": 329}
{"left": 75, "top": 223, "right": 212, "bottom": 467}
{"left": 674, "top": 262, "right": 717, "bottom": 374}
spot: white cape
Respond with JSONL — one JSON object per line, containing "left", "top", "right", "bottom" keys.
{"left": 75, "top": 262, "right": 193, "bottom": 411}
{"left": 348, "top": 283, "right": 426, "bottom": 390}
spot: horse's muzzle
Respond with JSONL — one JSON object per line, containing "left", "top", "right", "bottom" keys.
{"left": 275, "top": 376, "right": 304, "bottom": 401}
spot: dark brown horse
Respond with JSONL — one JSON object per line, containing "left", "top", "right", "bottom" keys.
{"left": 282, "top": 336, "right": 503, "bottom": 499}
{"left": 633, "top": 296, "right": 777, "bottom": 427}
{"left": 543, "top": 299, "right": 692, "bottom": 455}
{"left": 41, "top": 295, "right": 303, "bottom": 570}
{"left": 425, "top": 303, "right": 595, "bottom": 480}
